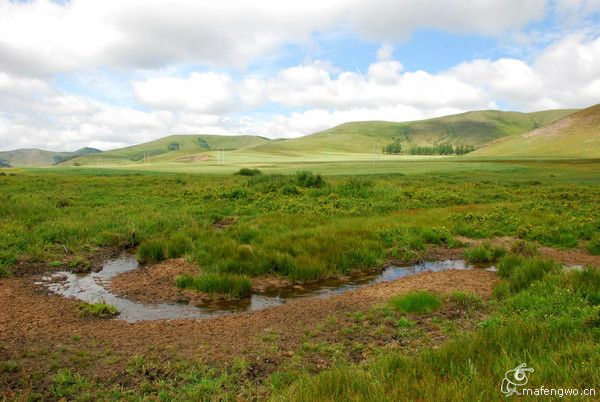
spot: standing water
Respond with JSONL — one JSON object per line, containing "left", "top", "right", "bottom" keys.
{"left": 37, "top": 254, "right": 486, "bottom": 322}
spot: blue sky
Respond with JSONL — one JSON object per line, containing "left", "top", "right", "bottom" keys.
{"left": 0, "top": 0, "right": 599, "bottom": 151}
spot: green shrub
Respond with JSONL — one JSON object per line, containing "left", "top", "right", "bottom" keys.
{"left": 586, "top": 236, "right": 600, "bottom": 255}
{"left": 295, "top": 171, "right": 324, "bottom": 188}
{"left": 465, "top": 243, "right": 506, "bottom": 264}
{"left": 79, "top": 302, "right": 118, "bottom": 318}
{"left": 236, "top": 168, "right": 261, "bottom": 176}
{"left": 137, "top": 240, "right": 166, "bottom": 264}
{"left": 176, "top": 273, "right": 252, "bottom": 298}
{"left": 167, "top": 235, "right": 192, "bottom": 259}
{"left": 389, "top": 291, "right": 441, "bottom": 314}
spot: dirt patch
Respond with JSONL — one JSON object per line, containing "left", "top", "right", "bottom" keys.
{"left": 176, "top": 154, "right": 211, "bottom": 162}
{"left": 457, "top": 236, "right": 600, "bottom": 267}
{"left": 110, "top": 259, "right": 224, "bottom": 305}
{"left": 1, "top": 270, "right": 497, "bottom": 376}
{"left": 213, "top": 216, "right": 237, "bottom": 230}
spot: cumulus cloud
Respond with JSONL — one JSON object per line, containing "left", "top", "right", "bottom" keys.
{"left": 133, "top": 72, "right": 236, "bottom": 113}
{"left": 0, "top": 1, "right": 599, "bottom": 151}
{"left": 0, "top": 0, "right": 550, "bottom": 77}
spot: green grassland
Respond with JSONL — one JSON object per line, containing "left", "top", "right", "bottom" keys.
{"left": 3, "top": 160, "right": 600, "bottom": 279}
{"left": 474, "top": 104, "right": 600, "bottom": 158}
{"left": 2, "top": 159, "right": 600, "bottom": 399}
{"left": 2, "top": 160, "right": 600, "bottom": 400}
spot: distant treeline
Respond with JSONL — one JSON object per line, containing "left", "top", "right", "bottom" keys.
{"left": 383, "top": 140, "right": 476, "bottom": 155}
{"left": 0, "top": 159, "right": 11, "bottom": 168}
{"left": 407, "top": 144, "right": 476, "bottom": 155}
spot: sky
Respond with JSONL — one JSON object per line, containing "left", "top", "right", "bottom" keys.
{"left": 0, "top": 0, "right": 599, "bottom": 151}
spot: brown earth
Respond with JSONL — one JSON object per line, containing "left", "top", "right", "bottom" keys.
{"left": 0, "top": 267, "right": 496, "bottom": 394}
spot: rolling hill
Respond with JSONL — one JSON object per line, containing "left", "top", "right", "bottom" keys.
{"left": 68, "top": 134, "right": 270, "bottom": 166}
{"left": 246, "top": 109, "right": 577, "bottom": 156}
{"left": 472, "top": 104, "right": 600, "bottom": 158}
{"left": 0, "top": 147, "right": 101, "bottom": 167}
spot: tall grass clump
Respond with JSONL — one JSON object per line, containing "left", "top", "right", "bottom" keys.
{"left": 137, "top": 239, "right": 166, "bottom": 264}
{"left": 465, "top": 243, "right": 505, "bottom": 264}
{"left": 176, "top": 273, "right": 252, "bottom": 298}
{"left": 497, "top": 254, "right": 560, "bottom": 293}
{"left": 166, "top": 234, "right": 192, "bottom": 259}
{"left": 389, "top": 291, "right": 441, "bottom": 314}
{"left": 236, "top": 168, "right": 261, "bottom": 176}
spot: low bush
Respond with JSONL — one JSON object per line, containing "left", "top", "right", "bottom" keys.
{"left": 176, "top": 273, "right": 252, "bottom": 298}
{"left": 236, "top": 168, "right": 261, "bottom": 176}
{"left": 295, "top": 171, "right": 325, "bottom": 188}
{"left": 389, "top": 291, "right": 441, "bottom": 314}
{"left": 137, "top": 239, "right": 166, "bottom": 264}
{"left": 79, "top": 302, "right": 118, "bottom": 318}
{"left": 465, "top": 243, "right": 506, "bottom": 264}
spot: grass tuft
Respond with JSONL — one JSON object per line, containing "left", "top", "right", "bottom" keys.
{"left": 465, "top": 243, "right": 506, "bottom": 264}
{"left": 79, "top": 302, "right": 118, "bottom": 319}
{"left": 448, "top": 291, "right": 482, "bottom": 309}
{"left": 137, "top": 239, "right": 166, "bottom": 264}
{"left": 176, "top": 273, "right": 252, "bottom": 298}
{"left": 389, "top": 291, "right": 441, "bottom": 314}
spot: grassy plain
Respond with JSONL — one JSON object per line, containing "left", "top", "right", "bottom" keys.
{"left": 1, "top": 158, "right": 599, "bottom": 399}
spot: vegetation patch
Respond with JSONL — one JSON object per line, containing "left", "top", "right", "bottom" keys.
{"left": 389, "top": 291, "right": 442, "bottom": 314}
{"left": 586, "top": 236, "right": 600, "bottom": 256}
{"left": 176, "top": 273, "right": 252, "bottom": 298}
{"left": 465, "top": 243, "right": 506, "bottom": 264}
{"left": 137, "top": 239, "right": 166, "bottom": 264}
{"left": 236, "top": 168, "right": 261, "bottom": 176}
{"left": 79, "top": 302, "right": 118, "bottom": 318}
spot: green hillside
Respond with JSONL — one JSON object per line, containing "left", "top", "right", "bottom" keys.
{"left": 70, "top": 134, "right": 270, "bottom": 166}
{"left": 472, "top": 104, "right": 600, "bottom": 158}
{"left": 0, "top": 147, "right": 100, "bottom": 167}
{"left": 249, "top": 109, "right": 577, "bottom": 156}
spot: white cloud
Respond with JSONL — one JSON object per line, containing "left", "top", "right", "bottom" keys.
{"left": 0, "top": 0, "right": 549, "bottom": 77}
{"left": 133, "top": 72, "right": 235, "bottom": 113}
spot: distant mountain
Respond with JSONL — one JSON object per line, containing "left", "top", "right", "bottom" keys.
{"left": 0, "top": 147, "right": 101, "bottom": 167}
{"left": 68, "top": 134, "right": 270, "bottom": 166}
{"left": 247, "top": 109, "right": 577, "bottom": 156}
{"left": 472, "top": 104, "right": 600, "bottom": 158}
{"left": 3, "top": 107, "right": 584, "bottom": 167}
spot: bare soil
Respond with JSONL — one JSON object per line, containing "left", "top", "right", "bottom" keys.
{"left": 0, "top": 268, "right": 496, "bottom": 395}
